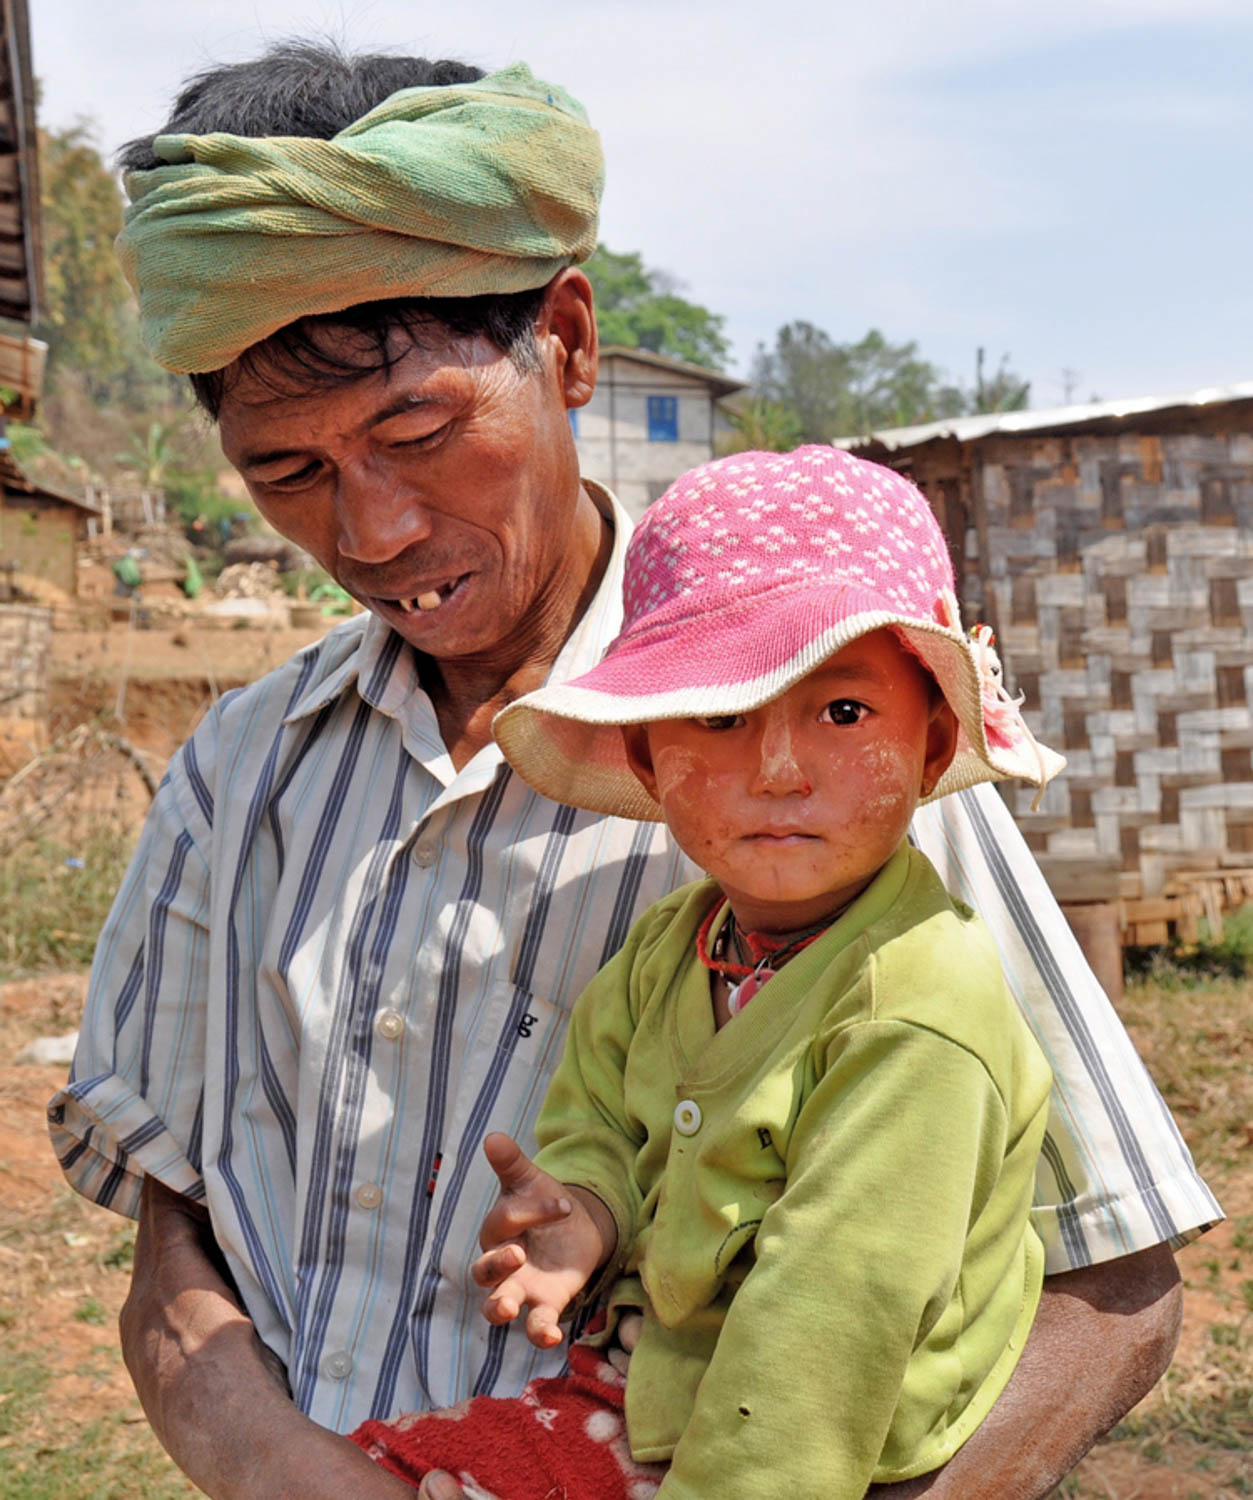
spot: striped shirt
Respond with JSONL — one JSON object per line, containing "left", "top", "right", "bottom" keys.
{"left": 51, "top": 484, "right": 1219, "bottom": 1432}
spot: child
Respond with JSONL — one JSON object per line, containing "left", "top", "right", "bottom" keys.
{"left": 349, "top": 445, "right": 1064, "bottom": 1499}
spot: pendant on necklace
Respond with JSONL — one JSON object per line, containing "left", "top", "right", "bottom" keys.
{"left": 728, "top": 966, "right": 776, "bottom": 1016}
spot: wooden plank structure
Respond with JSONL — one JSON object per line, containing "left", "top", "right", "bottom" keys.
{"left": 841, "top": 385, "right": 1253, "bottom": 973}
{"left": 0, "top": 0, "right": 41, "bottom": 327}
{"left": 1122, "top": 868, "right": 1253, "bottom": 946}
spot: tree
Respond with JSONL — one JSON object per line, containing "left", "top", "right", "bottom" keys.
{"left": 751, "top": 323, "right": 968, "bottom": 443}
{"left": 971, "top": 348, "right": 1030, "bottom": 414}
{"left": 583, "top": 245, "right": 729, "bottom": 370}
{"left": 721, "top": 396, "right": 804, "bottom": 454}
{"left": 33, "top": 123, "right": 179, "bottom": 411}
{"left": 34, "top": 123, "right": 128, "bottom": 392}
{"left": 116, "top": 417, "right": 187, "bottom": 492}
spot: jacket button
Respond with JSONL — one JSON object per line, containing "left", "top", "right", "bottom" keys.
{"left": 674, "top": 1099, "right": 702, "bottom": 1135}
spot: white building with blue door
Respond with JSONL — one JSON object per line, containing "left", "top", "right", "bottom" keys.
{"left": 573, "top": 345, "right": 746, "bottom": 520}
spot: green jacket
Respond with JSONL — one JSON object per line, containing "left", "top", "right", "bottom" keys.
{"left": 534, "top": 843, "right": 1052, "bottom": 1499}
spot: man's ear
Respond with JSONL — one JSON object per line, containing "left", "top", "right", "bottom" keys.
{"left": 621, "top": 723, "right": 659, "bottom": 801}
{"left": 921, "top": 698, "right": 959, "bottom": 798}
{"left": 537, "top": 267, "right": 597, "bottom": 410}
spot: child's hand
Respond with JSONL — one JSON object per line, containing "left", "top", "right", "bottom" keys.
{"left": 473, "top": 1133, "right": 616, "bottom": 1349}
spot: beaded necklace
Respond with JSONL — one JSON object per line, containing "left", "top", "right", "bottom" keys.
{"left": 696, "top": 902, "right": 843, "bottom": 1016}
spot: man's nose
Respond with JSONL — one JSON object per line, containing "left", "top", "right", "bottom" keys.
{"left": 334, "top": 464, "right": 433, "bottom": 563}
{"left": 750, "top": 714, "right": 812, "bottom": 796}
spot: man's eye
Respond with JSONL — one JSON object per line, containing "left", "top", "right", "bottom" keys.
{"left": 261, "top": 461, "right": 320, "bottom": 490}
{"left": 820, "top": 700, "right": 869, "bottom": 726}
{"left": 694, "top": 714, "right": 745, "bottom": 731}
{"left": 391, "top": 422, "right": 450, "bottom": 449}
{"left": 377, "top": 413, "right": 453, "bottom": 451}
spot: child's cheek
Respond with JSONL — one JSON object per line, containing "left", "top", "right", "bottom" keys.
{"left": 839, "top": 740, "right": 923, "bottom": 837}
{"left": 650, "top": 743, "right": 738, "bottom": 861}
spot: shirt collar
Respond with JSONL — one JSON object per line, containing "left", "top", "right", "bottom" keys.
{"left": 282, "top": 479, "right": 633, "bottom": 786}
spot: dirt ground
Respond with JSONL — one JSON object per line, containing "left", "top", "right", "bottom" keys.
{"left": 48, "top": 619, "right": 330, "bottom": 742}
{"left": 1, "top": 615, "right": 1250, "bottom": 1497}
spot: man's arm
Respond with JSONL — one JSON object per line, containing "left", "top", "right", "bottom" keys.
{"left": 869, "top": 1244, "right": 1183, "bottom": 1500}
{"left": 120, "top": 1176, "right": 414, "bottom": 1500}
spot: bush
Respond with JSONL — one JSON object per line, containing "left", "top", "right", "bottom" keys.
{"left": 1124, "top": 903, "right": 1253, "bottom": 987}
{"left": 0, "top": 825, "right": 134, "bottom": 979}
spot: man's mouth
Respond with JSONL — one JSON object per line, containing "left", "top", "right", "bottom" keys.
{"left": 390, "top": 575, "right": 468, "bottom": 614}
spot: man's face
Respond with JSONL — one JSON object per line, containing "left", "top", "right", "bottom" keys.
{"left": 217, "top": 302, "right": 589, "bottom": 666}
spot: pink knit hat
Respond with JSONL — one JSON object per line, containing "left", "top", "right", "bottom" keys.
{"left": 494, "top": 446, "right": 1063, "bottom": 821}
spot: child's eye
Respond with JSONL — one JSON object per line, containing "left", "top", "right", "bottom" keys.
{"left": 820, "top": 699, "right": 869, "bottom": 726}
{"left": 693, "top": 714, "right": 745, "bottom": 731}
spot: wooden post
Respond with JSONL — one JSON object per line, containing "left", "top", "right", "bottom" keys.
{"left": 1062, "top": 901, "right": 1124, "bottom": 1008}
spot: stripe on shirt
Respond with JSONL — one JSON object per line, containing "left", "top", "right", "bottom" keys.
{"left": 295, "top": 741, "right": 415, "bottom": 1406}
{"left": 370, "top": 764, "right": 516, "bottom": 1415}
{"left": 960, "top": 789, "right": 1178, "bottom": 1246}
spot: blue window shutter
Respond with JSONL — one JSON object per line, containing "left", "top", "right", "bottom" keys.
{"left": 647, "top": 395, "right": 679, "bottom": 442}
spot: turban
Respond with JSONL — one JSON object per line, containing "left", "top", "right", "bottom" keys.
{"left": 117, "top": 63, "right": 603, "bottom": 374}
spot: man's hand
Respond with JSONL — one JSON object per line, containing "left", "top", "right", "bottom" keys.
{"left": 473, "top": 1132, "right": 615, "bottom": 1348}
{"left": 120, "top": 1175, "right": 412, "bottom": 1499}
{"left": 868, "top": 1245, "right": 1184, "bottom": 1499}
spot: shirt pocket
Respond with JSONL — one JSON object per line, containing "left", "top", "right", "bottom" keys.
{"left": 441, "top": 979, "right": 573, "bottom": 1155}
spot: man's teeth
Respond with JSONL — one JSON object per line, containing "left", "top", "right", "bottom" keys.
{"left": 395, "top": 586, "right": 451, "bottom": 614}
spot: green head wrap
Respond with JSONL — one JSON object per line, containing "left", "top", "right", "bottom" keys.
{"left": 117, "top": 63, "right": 603, "bottom": 374}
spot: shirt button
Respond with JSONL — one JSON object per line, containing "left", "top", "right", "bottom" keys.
{"left": 321, "top": 1350, "right": 353, "bottom": 1380}
{"left": 674, "top": 1099, "right": 702, "bottom": 1136}
{"left": 375, "top": 1008, "right": 405, "bottom": 1041}
{"left": 414, "top": 840, "right": 439, "bottom": 868}
{"left": 355, "top": 1182, "right": 383, "bottom": 1210}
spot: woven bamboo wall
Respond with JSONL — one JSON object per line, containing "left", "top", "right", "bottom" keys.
{"left": 967, "top": 425, "right": 1253, "bottom": 897}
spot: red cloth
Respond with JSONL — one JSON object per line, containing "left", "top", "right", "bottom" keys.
{"left": 348, "top": 1342, "right": 666, "bottom": 1499}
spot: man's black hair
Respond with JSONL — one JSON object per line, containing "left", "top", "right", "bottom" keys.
{"left": 119, "top": 40, "right": 549, "bottom": 418}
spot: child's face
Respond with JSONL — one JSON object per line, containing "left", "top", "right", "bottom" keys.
{"left": 623, "top": 630, "right": 958, "bottom": 933}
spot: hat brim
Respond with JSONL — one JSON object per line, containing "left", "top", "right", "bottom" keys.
{"left": 494, "top": 585, "right": 1064, "bottom": 821}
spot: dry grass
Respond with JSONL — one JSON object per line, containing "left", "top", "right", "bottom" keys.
{"left": 0, "top": 712, "right": 151, "bottom": 980}
{"left": 1056, "top": 971, "right": 1253, "bottom": 1498}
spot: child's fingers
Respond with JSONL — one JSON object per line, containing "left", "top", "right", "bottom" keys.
{"left": 524, "top": 1302, "right": 565, "bottom": 1349}
{"left": 478, "top": 1190, "right": 571, "bottom": 1250}
{"left": 482, "top": 1132, "right": 531, "bottom": 1185}
{"left": 471, "top": 1242, "right": 525, "bottom": 1288}
{"left": 481, "top": 1276, "right": 528, "bottom": 1326}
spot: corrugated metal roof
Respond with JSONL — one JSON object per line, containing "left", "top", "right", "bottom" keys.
{"left": 834, "top": 380, "right": 1253, "bottom": 453}
{"left": 0, "top": 446, "right": 99, "bottom": 511}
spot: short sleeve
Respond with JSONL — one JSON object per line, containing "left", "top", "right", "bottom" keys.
{"left": 910, "top": 782, "right": 1222, "bottom": 1270}
{"left": 48, "top": 733, "right": 217, "bottom": 1219}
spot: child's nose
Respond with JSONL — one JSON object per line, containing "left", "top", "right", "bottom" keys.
{"left": 752, "top": 718, "right": 812, "bottom": 796}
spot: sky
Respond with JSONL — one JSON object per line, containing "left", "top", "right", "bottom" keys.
{"left": 29, "top": 0, "right": 1253, "bottom": 411}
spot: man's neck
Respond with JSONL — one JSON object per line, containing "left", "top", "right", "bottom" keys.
{"left": 424, "top": 487, "right": 614, "bottom": 771}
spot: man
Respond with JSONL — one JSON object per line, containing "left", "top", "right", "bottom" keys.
{"left": 51, "top": 42, "right": 1218, "bottom": 1500}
